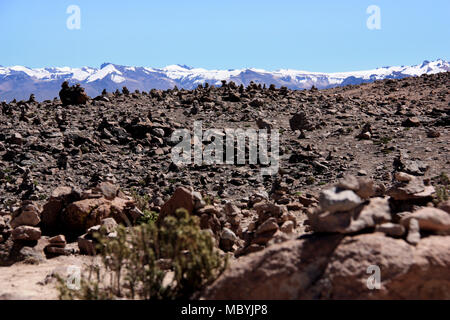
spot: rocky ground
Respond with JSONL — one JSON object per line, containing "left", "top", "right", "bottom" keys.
{"left": 0, "top": 72, "right": 449, "bottom": 299}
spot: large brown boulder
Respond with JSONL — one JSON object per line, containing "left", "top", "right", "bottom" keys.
{"left": 11, "top": 226, "right": 41, "bottom": 241}
{"left": 10, "top": 203, "right": 41, "bottom": 228}
{"left": 61, "top": 196, "right": 135, "bottom": 234}
{"left": 41, "top": 186, "right": 80, "bottom": 232}
{"left": 158, "top": 187, "right": 194, "bottom": 223}
{"left": 63, "top": 198, "right": 109, "bottom": 233}
{"left": 201, "top": 233, "right": 450, "bottom": 299}
{"left": 201, "top": 234, "right": 344, "bottom": 299}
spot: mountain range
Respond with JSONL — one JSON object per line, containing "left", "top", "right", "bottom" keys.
{"left": 0, "top": 59, "right": 448, "bottom": 102}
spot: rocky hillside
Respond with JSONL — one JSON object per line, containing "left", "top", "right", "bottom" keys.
{"left": 0, "top": 71, "right": 449, "bottom": 299}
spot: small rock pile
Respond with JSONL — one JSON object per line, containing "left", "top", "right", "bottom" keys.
{"left": 201, "top": 175, "right": 450, "bottom": 300}
{"left": 307, "top": 174, "right": 449, "bottom": 243}
{"left": 41, "top": 182, "right": 142, "bottom": 235}
{"left": 45, "top": 235, "right": 75, "bottom": 256}
{"left": 78, "top": 217, "right": 118, "bottom": 255}
{"left": 0, "top": 182, "right": 142, "bottom": 264}
{"left": 237, "top": 201, "right": 296, "bottom": 256}
{"left": 59, "top": 81, "right": 89, "bottom": 106}
{"left": 157, "top": 187, "right": 303, "bottom": 255}
{"left": 157, "top": 187, "right": 235, "bottom": 251}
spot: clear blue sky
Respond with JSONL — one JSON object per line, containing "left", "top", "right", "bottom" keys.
{"left": 0, "top": 0, "right": 448, "bottom": 72}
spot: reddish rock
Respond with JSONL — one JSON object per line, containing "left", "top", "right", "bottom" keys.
{"left": 202, "top": 233, "right": 450, "bottom": 299}
{"left": 400, "top": 207, "right": 450, "bottom": 232}
{"left": 63, "top": 198, "right": 110, "bottom": 233}
{"left": 41, "top": 186, "right": 80, "bottom": 232}
{"left": 158, "top": 187, "right": 194, "bottom": 222}
{"left": 10, "top": 208, "right": 41, "bottom": 228}
{"left": 437, "top": 200, "right": 450, "bottom": 214}
{"left": 12, "top": 226, "right": 41, "bottom": 241}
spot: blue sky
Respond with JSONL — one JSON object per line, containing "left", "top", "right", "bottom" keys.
{"left": 0, "top": 0, "right": 448, "bottom": 72}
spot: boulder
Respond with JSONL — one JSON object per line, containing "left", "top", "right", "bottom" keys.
{"left": 159, "top": 187, "right": 194, "bottom": 222}
{"left": 256, "top": 119, "right": 272, "bottom": 132}
{"left": 280, "top": 220, "right": 294, "bottom": 234}
{"left": 402, "top": 117, "right": 421, "bottom": 127}
{"left": 93, "top": 182, "right": 119, "bottom": 200}
{"left": 12, "top": 226, "right": 41, "bottom": 241}
{"left": 220, "top": 228, "right": 237, "bottom": 252}
{"left": 78, "top": 234, "right": 96, "bottom": 255}
{"left": 437, "top": 200, "right": 450, "bottom": 214}
{"left": 63, "top": 198, "right": 110, "bottom": 233}
{"left": 336, "top": 175, "right": 375, "bottom": 199}
{"left": 253, "top": 201, "right": 286, "bottom": 221}
{"left": 318, "top": 187, "right": 362, "bottom": 214}
{"left": 41, "top": 186, "right": 80, "bottom": 232}
{"left": 375, "top": 223, "right": 405, "bottom": 237}
{"left": 48, "top": 235, "right": 67, "bottom": 248}
{"left": 255, "top": 217, "right": 279, "bottom": 235}
{"left": 100, "top": 217, "right": 118, "bottom": 235}
{"left": 400, "top": 207, "right": 450, "bottom": 233}
{"left": 10, "top": 206, "right": 41, "bottom": 228}
{"left": 201, "top": 234, "right": 344, "bottom": 299}
{"left": 202, "top": 233, "right": 450, "bottom": 299}
{"left": 388, "top": 175, "right": 435, "bottom": 201}
{"left": 309, "top": 197, "right": 391, "bottom": 234}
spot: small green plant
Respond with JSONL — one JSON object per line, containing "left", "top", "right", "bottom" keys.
{"left": 129, "top": 188, "right": 159, "bottom": 224}
{"left": 38, "top": 194, "right": 48, "bottom": 201}
{"left": 432, "top": 172, "right": 449, "bottom": 205}
{"left": 435, "top": 186, "right": 449, "bottom": 203}
{"left": 438, "top": 172, "right": 449, "bottom": 185}
{"left": 130, "top": 188, "right": 151, "bottom": 210}
{"left": 57, "top": 209, "right": 227, "bottom": 300}
{"left": 136, "top": 210, "right": 158, "bottom": 225}
{"left": 203, "top": 195, "right": 214, "bottom": 206}
{"left": 374, "top": 136, "right": 392, "bottom": 146}
{"left": 306, "top": 176, "right": 315, "bottom": 185}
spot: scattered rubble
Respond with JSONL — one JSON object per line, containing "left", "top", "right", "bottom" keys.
{"left": 0, "top": 72, "right": 449, "bottom": 299}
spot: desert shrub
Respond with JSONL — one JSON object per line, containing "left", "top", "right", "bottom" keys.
{"left": 136, "top": 209, "right": 158, "bottom": 225}
{"left": 432, "top": 172, "right": 449, "bottom": 205}
{"left": 129, "top": 188, "right": 158, "bottom": 224}
{"left": 58, "top": 209, "right": 227, "bottom": 300}
{"left": 435, "top": 186, "right": 449, "bottom": 203}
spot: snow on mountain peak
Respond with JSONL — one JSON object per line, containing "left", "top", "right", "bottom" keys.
{"left": 0, "top": 59, "right": 448, "bottom": 101}
{"left": 87, "top": 64, "right": 122, "bottom": 83}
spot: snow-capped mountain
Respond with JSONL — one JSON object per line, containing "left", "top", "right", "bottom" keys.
{"left": 0, "top": 59, "right": 448, "bottom": 102}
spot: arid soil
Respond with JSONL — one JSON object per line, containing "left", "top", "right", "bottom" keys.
{"left": 0, "top": 72, "right": 449, "bottom": 299}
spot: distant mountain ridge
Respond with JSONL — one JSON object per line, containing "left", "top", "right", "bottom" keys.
{"left": 0, "top": 59, "right": 448, "bottom": 101}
